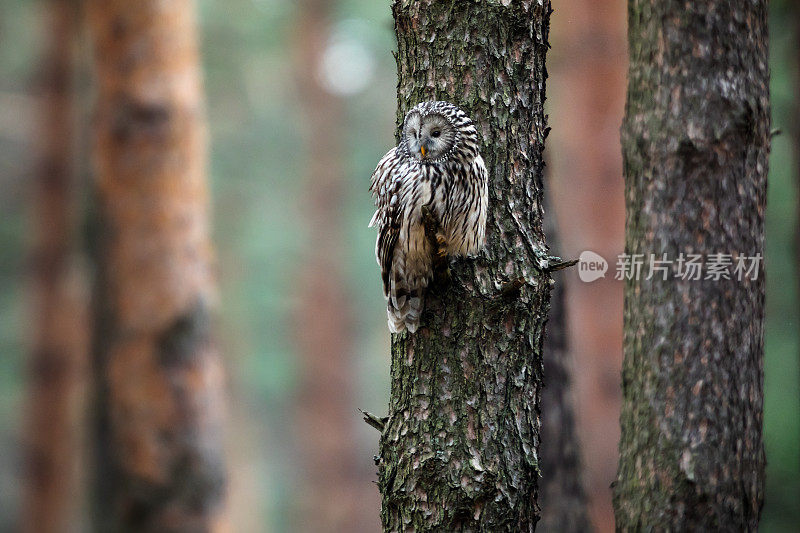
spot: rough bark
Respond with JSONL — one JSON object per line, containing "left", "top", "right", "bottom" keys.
{"left": 546, "top": 1, "right": 627, "bottom": 530}
{"left": 292, "top": 0, "right": 379, "bottom": 531}
{"left": 537, "top": 196, "right": 588, "bottom": 533}
{"left": 377, "top": 1, "right": 552, "bottom": 530}
{"left": 87, "top": 1, "right": 227, "bottom": 531}
{"left": 613, "top": 1, "right": 770, "bottom": 530}
{"left": 23, "top": 1, "right": 88, "bottom": 531}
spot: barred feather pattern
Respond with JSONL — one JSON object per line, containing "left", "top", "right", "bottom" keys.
{"left": 369, "top": 101, "right": 488, "bottom": 333}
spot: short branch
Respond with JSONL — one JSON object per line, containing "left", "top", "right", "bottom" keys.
{"left": 544, "top": 258, "right": 578, "bottom": 272}
{"left": 359, "top": 409, "right": 387, "bottom": 432}
{"left": 495, "top": 257, "right": 577, "bottom": 299}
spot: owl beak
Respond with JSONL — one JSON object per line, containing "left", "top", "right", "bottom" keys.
{"left": 420, "top": 146, "right": 426, "bottom": 158}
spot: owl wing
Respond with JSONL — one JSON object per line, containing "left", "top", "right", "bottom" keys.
{"left": 442, "top": 154, "right": 489, "bottom": 257}
{"left": 369, "top": 148, "right": 403, "bottom": 296}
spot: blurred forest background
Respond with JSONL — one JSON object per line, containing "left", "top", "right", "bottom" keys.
{"left": 0, "top": 0, "right": 796, "bottom": 531}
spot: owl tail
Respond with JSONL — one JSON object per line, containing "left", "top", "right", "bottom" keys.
{"left": 387, "top": 268, "right": 426, "bottom": 334}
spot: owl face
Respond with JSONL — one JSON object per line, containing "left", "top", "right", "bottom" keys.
{"left": 403, "top": 110, "right": 457, "bottom": 162}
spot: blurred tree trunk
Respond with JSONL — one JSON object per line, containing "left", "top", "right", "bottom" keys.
{"left": 86, "top": 1, "right": 227, "bottom": 531}
{"left": 291, "top": 0, "right": 379, "bottom": 531}
{"left": 378, "top": 1, "right": 552, "bottom": 530}
{"left": 613, "top": 1, "right": 769, "bottom": 530}
{"left": 537, "top": 199, "right": 588, "bottom": 533}
{"left": 546, "top": 1, "right": 627, "bottom": 530}
{"left": 24, "top": 1, "right": 87, "bottom": 531}
{"left": 791, "top": 0, "right": 800, "bottom": 330}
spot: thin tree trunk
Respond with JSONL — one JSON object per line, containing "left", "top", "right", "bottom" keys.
{"left": 292, "top": 0, "right": 379, "bottom": 531}
{"left": 86, "top": 1, "right": 227, "bottom": 530}
{"left": 795, "top": 1, "right": 800, "bottom": 344}
{"left": 24, "top": 1, "right": 87, "bottom": 531}
{"left": 613, "top": 1, "right": 770, "bottom": 530}
{"left": 537, "top": 195, "right": 588, "bottom": 532}
{"left": 547, "top": 1, "right": 627, "bottom": 530}
{"left": 378, "top": 1, "right": 552, "bottom": 530}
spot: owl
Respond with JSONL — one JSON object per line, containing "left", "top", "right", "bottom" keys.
{"left": 369, "top": 101, "right": 489, "bottom": 333}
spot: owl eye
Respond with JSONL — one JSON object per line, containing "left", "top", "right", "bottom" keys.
{"left": 431, "top": 130, "right": 441, "bottom": 138}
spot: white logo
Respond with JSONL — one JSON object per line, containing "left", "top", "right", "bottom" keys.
{"left": 578, "top": 250, "right": 608, "bottom": 282}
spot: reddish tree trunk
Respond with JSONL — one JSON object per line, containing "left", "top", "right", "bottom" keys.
{"left": 23, "top": 1, "right": 88, "bottom": 531}
{"left": 547, "top": 1, "right": 627, "bottom": 530}
{"left": 291, "top": 1, "right": 379, "bottom": 531}
{"left": 87, "top": 1, "right": 228, "bottom": 530}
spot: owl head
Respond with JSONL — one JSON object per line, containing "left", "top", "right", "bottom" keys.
{"left": 401, "top": 101, "right": 462, "bottom": 163}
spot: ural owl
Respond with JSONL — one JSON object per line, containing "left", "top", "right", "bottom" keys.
{"left": 369, "top": 101, "right": 489, "bottom": 333}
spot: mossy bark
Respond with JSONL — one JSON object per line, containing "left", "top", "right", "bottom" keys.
{"left": 613, "top": 1, "right": 770, "bottom": 530}
{"left": 87, "top": 1, "right": 227, "bottom": 531}
{"left": 378, "top": 1, "right": 552, "bottom": 531}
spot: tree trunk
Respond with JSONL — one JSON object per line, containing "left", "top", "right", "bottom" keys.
{"left": 546, "top": 1, "right": 627, "bottom": 530}
{"left": 613, "top": 1, "right": 770, "bottom": 530}
{"left": 24, "top": 1, "right": 88, "bottom": 531}
{"left": 86, "top": 1, "right": 227, "bottom": 531}
{"left": 792, "top": 0, "right": 800, "bottom": 524}
{"left": 378, "top": 1, "right": 552, "bottom": 530}
{"left": 292, "top": 0, "right": 379, "bottom": 531}
{"left": 537, "top": 196, "right": 588, "bottom": 532}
